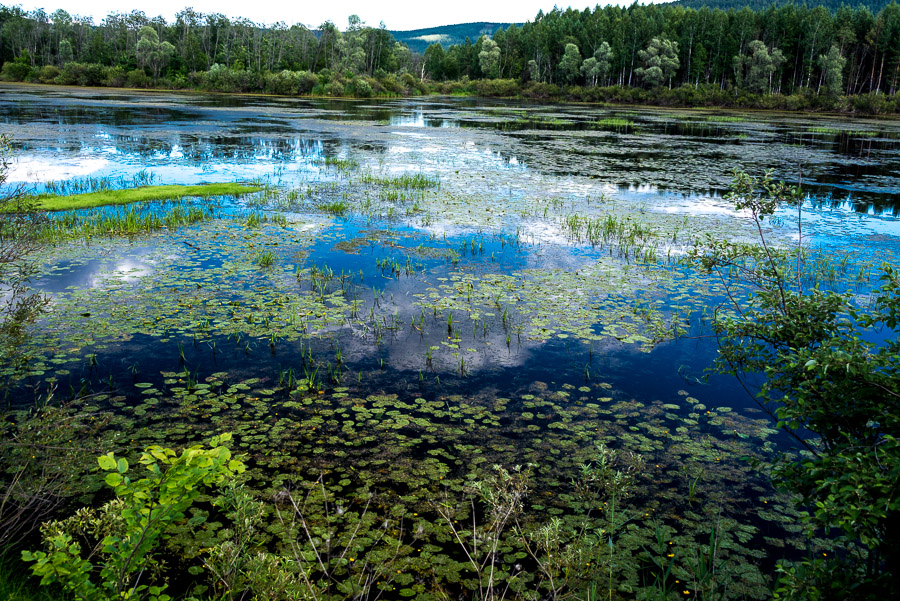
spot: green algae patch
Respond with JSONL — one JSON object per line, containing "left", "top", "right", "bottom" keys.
{"left": 31, "top": 183, "right": 264, "bottom": 211}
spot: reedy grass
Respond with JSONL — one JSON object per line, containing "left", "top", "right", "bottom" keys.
{"left": 40, "top": 170, "right": 155, "bottom": 196}
{"left": 315, "top": 157, "right": 359, "bottom": 171}
{"left": 359, "top": 172, "right": 440, "bottom": 190}
{"left": 808, "top": 126, "right": 878, "bottom": 136}
{"left": 35, "top": 202, "right": 216, "bottom": 242}
{"left": 706, "top": 115, "right": 745, "bottom": 122}
{"left": 253, "top": 250, "right": 276, "bottom": 268}
{"left": 594, "top": 117, "right": 634, "bottom": 128}
{"left": 27, "top": 183, "right": 263, "bottom": 212}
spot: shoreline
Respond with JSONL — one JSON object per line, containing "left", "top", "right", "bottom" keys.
{"left": 3, "top": 80, "right": 899, "bottom": 119}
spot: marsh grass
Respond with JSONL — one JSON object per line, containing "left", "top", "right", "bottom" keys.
{"left": 36, "top": 202, "right": 216, "bottom": 241}
{"left": 359, "top": 172, "right": 440, "bottom": 190}
{"left": 315, "top": 157, "right": 359, "bottom": 171}
{"left": 808, "top": 126, "right": 878, "bottom": 136}
{"left": 706, "top": 115, "right": 745, "bottom": 123}
{"left": 319, "top": 200, "right": 349, "bottom": 216}
{"left": 253, "top": 250, "right": 276, "bottom": 268}
{"left": 27, "top": 183, "right": 263, "bottom": 212}
{"left": 593, "top": 118, "right": 634, "bottom": 128}
{"left": 40, "top": 170, "right": 155, "bottom": 196}
{"left": 562, "top": 212, "right": 658, "bottom": 260}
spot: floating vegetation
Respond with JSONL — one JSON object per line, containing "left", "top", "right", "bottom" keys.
{"left": 706, "top": 115, "right": 746, "bottom": 122}
{"left": 808, "top": 126, "right": 878, "bottom": 136}
{"left": 3, "top": 92, "right": 899, "bottom": 600}
{"left": 29, "top": 183, "right": 264, "bottom": 211}
{"left": 594, "top": 117, "right": 634, "bottom": 128}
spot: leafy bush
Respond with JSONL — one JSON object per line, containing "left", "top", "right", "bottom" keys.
{"left": 1, "top": 61, "right": 31, "bottom": 82}
{"left": 350, "top": 77, "right": 373, "bottom": 98}
{"left": 38, "top": 65, "right": 60, "bottom": 83}
{"left": 323, "top": 80, "right": 345, "bottom": 97}
{"left": 691, "top": 170, "right": 899, "bottom": 597}
{"left": 54, "top": 63, "right": 106, "bottom": 87}
{"left": 22, "top": 434, "right": 245, "bottom": 601}
{"left": 126, "top": 68, "right": 151, "bottom": 88}
{"left": 194, "top": 64, "right": 260, "bottom": 93}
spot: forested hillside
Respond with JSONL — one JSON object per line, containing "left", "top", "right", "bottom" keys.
{"left": 671, "top": 0, "right": 894, "bottom": 13}
{"left": 2, "top": 2, "right": 899, "bottom": 108}
{"left": 389, "top": 22, "right": 514, "bottom": 53}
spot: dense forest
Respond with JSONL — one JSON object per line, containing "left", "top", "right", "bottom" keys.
{"left": 1, "top": 1, "right": 900, "bottom": 109}
{"left": 672, "top": 0, "right": 894, "bottom": 14}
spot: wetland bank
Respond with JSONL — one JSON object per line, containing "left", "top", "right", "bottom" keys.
{"left": 1, "top": 86, "right": 899, "bottom": 600}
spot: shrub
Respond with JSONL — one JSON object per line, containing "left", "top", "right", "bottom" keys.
{"left": 0, "top": 61, "right": 31, "bottom": 82}
{"left": 22, "top": 434, "right": 245, "bottom": 601}
{"left": 323, "top": 80, "right": 345, "bottom": 96}
{"left": 351, "top": 77, "right": 373, "bottom": 98}
{"left": 38, "top": 65, "right": 60, "bottom": 83}
{"left": 400, "top": 72, "right": 418, "bottom": 91}
{"left": 691, "top": 170, "right": 899, "bottom": 596}
{"left": 125, "top": 68, "right": 150, "bottom": 88}
{"left": 474, "top": 78, "right": 519, "bottom": 97}
{"left": 55, "top": 62, "right": 106, "bottom": 87}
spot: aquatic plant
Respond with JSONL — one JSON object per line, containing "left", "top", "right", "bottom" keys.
{"left": 808, "top": 126, "right": 878, "bottom": 136}
{"left": 593, "top": 118, "right": 633, "bottom": 128}
{"left": 40, "top": 170, "right": 156, "bottom": 197}
{"left": 35, "top": 202, "right": 216, "bottom": 242}
{"left": 252, "top": 250, "right": 276, "bottom": 268}
{"left": 29, "top": 183, "right": 263, "bottom": 212}
{"left": 359, "top": 172, "right": 440, "bottom": 190}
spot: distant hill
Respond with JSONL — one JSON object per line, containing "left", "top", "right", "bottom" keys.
{"left": 670, "top": 0, "right": 892, "bottom": 12}
{"left": 389, "top": 22, "right": 517, "bottom": 54}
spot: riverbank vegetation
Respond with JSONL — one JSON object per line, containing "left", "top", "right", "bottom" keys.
{"left": 2, "top": 2, "right": 900, "bottom": 113}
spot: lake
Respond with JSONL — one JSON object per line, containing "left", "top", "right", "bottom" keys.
{"left": 2, "top": 84, "right": 899, "bottom": 597}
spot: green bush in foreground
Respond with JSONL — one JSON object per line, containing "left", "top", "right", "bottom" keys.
{"left": 22, "top": 434, "right": 245, "bottom": 601}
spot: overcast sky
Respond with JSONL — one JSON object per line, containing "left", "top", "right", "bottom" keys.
{"left": 10, "top": 0, "right": 651, "bottom": 31}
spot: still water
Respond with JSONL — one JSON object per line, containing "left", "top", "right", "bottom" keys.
{"left": 2, "top": 84, "right": 899, "bottom": 595}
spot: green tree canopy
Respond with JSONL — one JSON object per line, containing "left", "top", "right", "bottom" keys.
{"left": 733, "top": 40, "right": 786, "bottom": 94}
{"left": 635, "top": 36, "right": 679, "bottom": 88}
{"left": 478, "top": 37, "right": 500, "bottom": 79}
{"left": 558, "top": 42, "right": 582, "bottom": 84}
{"left": 135, "top": 26, "right": 174, "bottom": 79}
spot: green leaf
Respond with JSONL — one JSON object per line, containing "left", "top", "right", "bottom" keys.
{"left": 116, "top": 458, "right": 129, "bottom": 473}
{"left": 98, "top": 453, "right": 116, "bottom": 471}
{"left": 105, "top": 472, "right": 123, "bottom": 487}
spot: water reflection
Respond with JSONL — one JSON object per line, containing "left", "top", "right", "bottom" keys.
{"left": 2, "top": 85, "right": 899, "bottom": 213}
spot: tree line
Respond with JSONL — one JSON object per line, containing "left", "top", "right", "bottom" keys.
{"left": 425, "top": 2, "right": 900, "bottom": 96}
{"left": 1, "top": 2, "right": 900, "bottom": 106}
